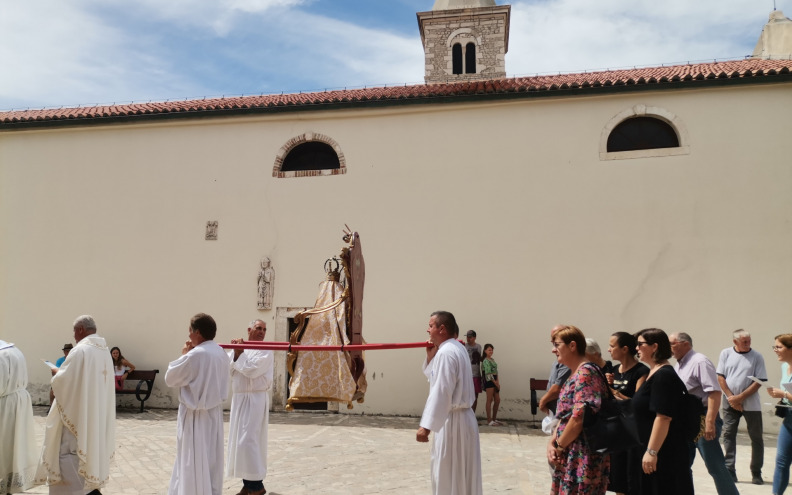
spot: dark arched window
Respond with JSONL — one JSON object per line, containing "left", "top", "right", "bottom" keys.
{"left": 606, "top": 117, "right": 680, "bottom": 152}
{"left": 465, "top": 42, "right": 476, "bottom": 74}
{"left": 281, "top": 141, "right": 340, "bottom": 172}
{"left": 452, "top": 43, "right": 463, "bottom": 75}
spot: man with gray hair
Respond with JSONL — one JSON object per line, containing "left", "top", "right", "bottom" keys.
{"left": 36, "top": 315, "right": 115, "bottom": 495}
{"left": 670, "top": 332, "right": 738, "bottom": 495}
{"left": 717, "top": 329, "right": 767, "bottom": 484}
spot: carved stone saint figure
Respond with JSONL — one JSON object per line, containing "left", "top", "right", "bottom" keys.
{"left": 257, "top": 258, "right": 274, "bottom": 310}
{"left": 205, "top": 221, "right": 218, "bottom": 240}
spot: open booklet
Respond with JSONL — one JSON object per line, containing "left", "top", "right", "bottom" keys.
{"left": 40, "top": 359, "right": 58, "bottom": 371}
{"left": 749, "top": 375, "right": 792, "bottom": 392}
{"left": 748, "top": 375, "right": 767, "bottom": 386}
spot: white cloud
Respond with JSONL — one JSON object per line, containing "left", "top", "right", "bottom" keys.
{"left": 125, "top": 0, "right": 309, "bottom": 35}
{"left": 506, "top": 0, "right": 772, "bottom": 75}
{"left": 268, "top": 11, "right": 425, "bottom": 88}
{"left": 0, "top": 0, "right": 787, "bottom": 110}
{"left": 0, "top": 1, "right": 208, "bottom": 108}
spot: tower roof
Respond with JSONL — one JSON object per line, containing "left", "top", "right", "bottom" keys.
{"left": 432, "top": 0, "right": 496, "bottom": 10}
{"left": 752, "top": 10, "right": 792, "bottom": 59}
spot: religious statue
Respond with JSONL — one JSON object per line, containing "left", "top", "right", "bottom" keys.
{"left": 286, "top": 229, "right": 367, "bottom": 411}
{"left": 205, "top": 221, "right": 218, "bottom": 240}
{"left": 257, "top": 257, "right": 274, "bottom": 310}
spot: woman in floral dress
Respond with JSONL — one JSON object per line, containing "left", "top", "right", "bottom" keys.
{"left": 547, "top": 325, "right": 610, "bottom": 495}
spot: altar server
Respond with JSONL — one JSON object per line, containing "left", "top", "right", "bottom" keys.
{"left": 0, "top": 340, "right": 38, "bottom": 494}
{"left": 416, "top": 311, "right": 482, "bottom": 495}
{"left": 165, "top": 313, "right": 230, "bottom": 495}
{"left": 226, "top": 319, "right": 274, "bottom": 495}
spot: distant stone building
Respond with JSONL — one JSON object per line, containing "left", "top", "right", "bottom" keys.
{"left": 418, "top": 0, "right": 510, "bottom": 83}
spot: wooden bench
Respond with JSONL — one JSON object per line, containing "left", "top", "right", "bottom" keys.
{"left": 529, "top": 378, "right": 549, "bottom": 428}
{"left": 115, "top": 369, "right": 159, "bottom": 413}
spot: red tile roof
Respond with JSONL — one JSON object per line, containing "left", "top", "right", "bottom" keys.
{"left": 1, "top": 58, "right": 790, "bottom": 129}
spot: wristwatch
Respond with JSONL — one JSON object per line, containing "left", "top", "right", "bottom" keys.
{"left": 646, "top": 448, "right": 658, "bottom": 457}
{"left": 553, "top": 439, "right": 564, "bottom": 450}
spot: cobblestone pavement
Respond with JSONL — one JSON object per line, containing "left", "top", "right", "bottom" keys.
{"left": 24, "top": 406, "right": 780, "bottom": 494}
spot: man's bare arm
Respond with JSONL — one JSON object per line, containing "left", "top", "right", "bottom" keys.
{"left": 539, "top": 384, "right": 562, "bottom": 413}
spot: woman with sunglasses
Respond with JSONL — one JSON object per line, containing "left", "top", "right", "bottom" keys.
{"left": 546, "top": 325, "right": 609, "bottom": 495}
{"left": 631, "top": 328, "right": 693, "bottom": 495}
{"left": 766, "top": 334, "right": 792, "bottom": 495}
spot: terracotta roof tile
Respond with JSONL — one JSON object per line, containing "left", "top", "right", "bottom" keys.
{"left": 1, "top": 59, "right": 790, "bottom": 129}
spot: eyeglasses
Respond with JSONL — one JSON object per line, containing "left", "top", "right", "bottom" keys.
{"left": 636, "top": 341, "right": 649, "bottom": 347}
{"left": 551, "top": 341, "right": 564, "bottom": 348}
{"left": 254, "top": 326, "right": 266, "bottom": 331}
{"left": 772, "top": 346, "right": 787, "bottom": 351}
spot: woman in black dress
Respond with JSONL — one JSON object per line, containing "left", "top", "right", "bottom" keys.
{"left": 606, "top": 332, "right": 649, "bottom": 495}
{"left": 631, "top": 328, "right": 693, "bottom": 495}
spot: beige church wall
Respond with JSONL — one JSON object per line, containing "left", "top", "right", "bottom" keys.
{"left": 1, "top": 81, "right": 791, "bottom": 420}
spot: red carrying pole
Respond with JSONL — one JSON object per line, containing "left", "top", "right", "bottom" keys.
{"left": 219, "top": 341, "right": 433, "bottom": 351}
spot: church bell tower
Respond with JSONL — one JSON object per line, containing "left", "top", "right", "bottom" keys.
{"left": 417, "top": 0, "right": 511, "bottom": 84}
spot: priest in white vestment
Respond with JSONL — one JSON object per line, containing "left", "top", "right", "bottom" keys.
{"left": 226, "top": 319, "right": 274, "bottom": 495}
{"left": 0, "top": 341, "right": 38, "bottom": 494}
{"left": 416, "top": 311, "right": 482, "bottom": 495}
{"left": 165, "top": 313, "right": 230, "bottom": 495}
{"left": 35, "top": 315, "right": 115, "bottom": 495}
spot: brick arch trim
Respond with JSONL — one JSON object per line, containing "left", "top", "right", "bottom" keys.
{"left": 273, "top": 132, "right": 347, "bottom": 178}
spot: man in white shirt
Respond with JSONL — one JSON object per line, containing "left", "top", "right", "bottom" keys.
{"left": 226, "top": 319, "right": 274, "bottom": 495}
{"left": 416, "top": 311, "right": 482, "bottom": 495}
{"left": 165, "top": 313, "right": 230, "bottom": 495}
{"left": 717, "top": 329, "right": 767, "bottom": 485}
{"left": 36, "top": 315, "right": 115, "bottom": 495}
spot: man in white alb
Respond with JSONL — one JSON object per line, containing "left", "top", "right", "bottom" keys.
{"left": 0, "top": 340, "right": 38, "bottom": 494}
{"left": 226, "top": 319, "right": 274, "bottom": 495}
{"left": 416, "top": 311, "right": 482, "bottom": 495}
{"left": 35, "top": 315, "right": 115, "bottom": 495}
{"left": 165, "top": 313, "right": 230, "bottom": 495}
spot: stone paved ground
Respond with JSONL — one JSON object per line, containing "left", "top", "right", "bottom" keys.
{"left": 24, "top": 405, "right": 780, "bottom": 494}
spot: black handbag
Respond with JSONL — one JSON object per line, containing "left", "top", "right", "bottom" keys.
{"left": 776, "top": 401, "right": 788, "bottom": 418}
{"left": 582, "top": 365, "right": 642, "bottom": 455}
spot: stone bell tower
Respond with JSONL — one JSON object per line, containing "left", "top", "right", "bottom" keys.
{"left": 417, "top": 0, "right": 511, "bottom": 84}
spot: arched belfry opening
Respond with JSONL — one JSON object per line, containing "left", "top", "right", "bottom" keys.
{"left": 417, "top": 1, "right": 510, "bottom": 84}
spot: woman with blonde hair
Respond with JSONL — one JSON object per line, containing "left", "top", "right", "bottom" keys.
{"left": 766, "top": 333, "right": 792, "bottom": 495}
{"left": 546, "top": 325, "right": 610, "bottom": 495}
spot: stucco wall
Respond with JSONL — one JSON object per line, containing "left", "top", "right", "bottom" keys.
{"left": 2, "top": 82, "right": 791, "bottom": 420}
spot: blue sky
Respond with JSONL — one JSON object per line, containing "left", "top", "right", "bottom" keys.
{"left": 0, "top": 0, "right": 786, "bottom": 110}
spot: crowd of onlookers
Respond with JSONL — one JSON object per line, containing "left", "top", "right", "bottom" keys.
{"left": 505, "top": 324, "right": 792, "bottom": 495}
